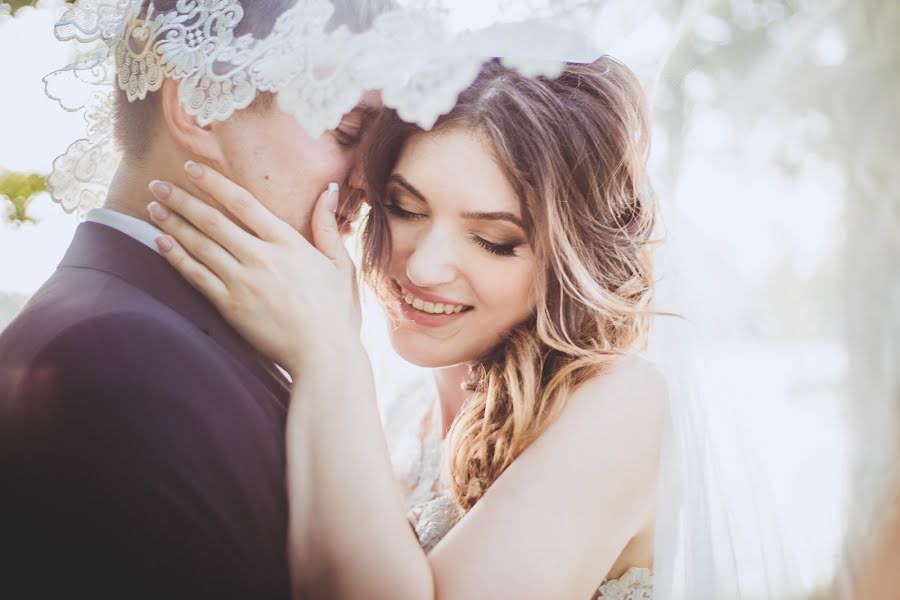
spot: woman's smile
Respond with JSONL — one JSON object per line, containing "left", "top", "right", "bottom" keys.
{"left": 390, "top": 278, "right": 474, "bottom": 328}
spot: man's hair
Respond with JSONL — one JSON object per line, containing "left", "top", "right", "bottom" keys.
{"left": 114, "top": 0, "right": 394, "bottom": 160}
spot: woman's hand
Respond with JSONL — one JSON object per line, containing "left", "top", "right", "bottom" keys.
{"left": 146, "top": 161, "right": 361, "bottom": 377}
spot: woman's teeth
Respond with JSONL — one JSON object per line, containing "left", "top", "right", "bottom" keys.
{"left": 402, "top": 291, "right": 467, "bottom": 315}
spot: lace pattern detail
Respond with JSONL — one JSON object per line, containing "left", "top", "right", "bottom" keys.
{"left": 385, "top": 378, "right": 447, "bottom": 509}
{"left": 54, "top": 0, "right": 137, "bottom": 44}
{"left": 408, "top": 493, "right": 457, "bottom": 553}
{"left": 593, "top": 568, "right": 653, "bottom": 599}
{"left": 46, "top": 87, "right": 118, "bottom": 214}
{"left": 44, "top": 0, "right": 609, "bottom": 214}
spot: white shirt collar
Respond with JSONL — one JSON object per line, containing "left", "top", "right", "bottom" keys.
{"left": 84, "top": 208, "right": 164, "bottom": 255}
{"left": 86, "top": 208, "right": 293, "bottom": 382}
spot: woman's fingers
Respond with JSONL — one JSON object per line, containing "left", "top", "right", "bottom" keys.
{"left": 149, "top": 179, "right": 258, "bottom": 264}
{"left": 154, "top": 234, "right": 229, "bottom": 304}
{"left": 147, "top": 198, "right": 241, "bottom": 284}
{"left": 311, "top": 183, "right": 351, "bottom": 266}
{"left": 182, "top": 161, "right": 292, "bottom": 243}
{"left": 310, "top": 182, "right": 362, "bottom": 333}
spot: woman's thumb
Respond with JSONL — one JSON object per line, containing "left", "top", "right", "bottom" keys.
{"left": 312, "top": 182, "right": 349, "bottom": 264}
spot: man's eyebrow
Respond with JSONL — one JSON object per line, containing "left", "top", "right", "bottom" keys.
{"left": 389, "top": 174, "right": 525, "bottom": 229}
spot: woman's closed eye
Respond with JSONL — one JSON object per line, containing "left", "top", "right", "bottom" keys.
{"left": 471, "top": 235, "right": 520, "bottom": 257}
{"left": 385, "top": 202, "right": 521, "bottom": 257}
{"left": 385, "top": 202, "right": 426, "bottom": 220}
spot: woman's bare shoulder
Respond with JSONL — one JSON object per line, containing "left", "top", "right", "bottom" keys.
{"left": 568, "top": 354, "right": 668, "bottom": 420}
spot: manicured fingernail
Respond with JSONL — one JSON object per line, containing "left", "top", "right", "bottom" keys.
{"left": 155, "top": 236, "right": 174, "bottom": 253}
{"left": 327, "top": 182, "right": 339, "bottom": 212}
{"left": 148, "top": 179, "right": 171, "bottom": 199}
{"left": 148, "top": 201, "right": 171, "bottom": 221}
{"left": 185, "top": 160, "right": 203, "bottom": 178}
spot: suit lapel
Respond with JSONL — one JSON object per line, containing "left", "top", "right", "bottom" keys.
{"left": 59, "top": 222, "right": 292, "bottom": 402}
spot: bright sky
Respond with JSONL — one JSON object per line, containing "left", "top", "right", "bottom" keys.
{"left": 0, "top": 1, "right": 82, "bottom": 294}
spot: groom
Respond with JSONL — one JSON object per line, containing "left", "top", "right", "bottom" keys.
{"left": 0, "top": 1, "right": 386, "bottom": 598}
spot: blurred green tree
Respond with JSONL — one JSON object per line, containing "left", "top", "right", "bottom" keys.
{"left": 655, "top": 0, "right": 898, "bottom": 338}
{"left": 0, "top": 172, "right": 47, "bottom": 225}
{"left": 656, "top": 2, "right": 899, "bottom": 595}
{"left": 6, "top": 0, "right": 72, "bottom": 12}
{"left": 7, "top": 0, "right": 37, "bottom": 11}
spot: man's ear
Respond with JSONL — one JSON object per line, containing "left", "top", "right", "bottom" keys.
{"left": 159, "top": 78, "right": 227, "bottom": 168}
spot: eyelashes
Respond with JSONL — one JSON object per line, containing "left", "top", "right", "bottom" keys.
{"left": 385, "top": 203, "right": 425, "bottom": 220}
{"left": 384, "top": 202, "right": 521, "bottom": 258}
{"left": 471, "top": 236, "right": 518, "bottom": 257}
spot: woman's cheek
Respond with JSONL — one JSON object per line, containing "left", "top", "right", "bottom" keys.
{"left": 387, "top": 219, "right": 408, "bottom": 248}
{"left": 490, "top": 261, "right": 537, "bottom": 321}
{"left": 386, "top": 221, "right": 418, "bottom": 266}
{"left": 487, "top": 256, "right": 533, "bottom": 300}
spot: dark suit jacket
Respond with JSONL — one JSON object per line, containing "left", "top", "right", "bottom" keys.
{"left": 0, "top": 222, "right": 292, "bottom": 599}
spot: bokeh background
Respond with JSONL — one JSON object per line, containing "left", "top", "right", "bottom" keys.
{"left": 1, "top": 1, "right": 898, "bottom": 597}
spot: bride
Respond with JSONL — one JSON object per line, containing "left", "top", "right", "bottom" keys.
{"left": 147, "top": 57, "right": 663, "bottom": 599}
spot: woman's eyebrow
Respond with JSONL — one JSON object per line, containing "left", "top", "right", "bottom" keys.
{"left": 388, "top": 174, "right": 427, "bottom": 201}
{"left": 460, "top": 210, "right": 524, "bottom": 229}
{"left": 388, "top": 173, "right": 524, "bottom": 229}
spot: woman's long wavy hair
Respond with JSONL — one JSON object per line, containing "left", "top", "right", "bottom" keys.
{"left": 361, "top": 57, "right": 658, "bottom": 514}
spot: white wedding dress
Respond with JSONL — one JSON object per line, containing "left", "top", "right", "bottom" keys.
{"left": 382, "top": 378, "right": 653, "bottom": 600}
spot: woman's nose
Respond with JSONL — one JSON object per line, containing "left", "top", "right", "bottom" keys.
{"left": 405, "top": 229, "right": 457, "bottom": 289}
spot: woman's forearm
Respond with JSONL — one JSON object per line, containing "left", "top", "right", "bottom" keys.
{"left": 286, "top": 339, "right": 434, "bottom": 599}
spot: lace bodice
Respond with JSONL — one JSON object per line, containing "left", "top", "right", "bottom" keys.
{"left": 383, "top": 377, "right": 653, "bottom": 599}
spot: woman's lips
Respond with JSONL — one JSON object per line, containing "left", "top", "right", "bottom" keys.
{"left": 395, "top": 296, "right": 471, "bottom": 328}
{"left": 389, "top": 279, "right": 473, "bottom": 328}
{"left": 393, "top": 279, "right": 471, "bottom": 309}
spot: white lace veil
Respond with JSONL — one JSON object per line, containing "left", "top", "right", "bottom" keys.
{"left": 648, "top": 213, "right": 799, "bottom": 599}
{"left": 43, "top": 0, "right": 602, "bottom": 214}
{"left": 43, "top": 1, "right": 797, "bottom": 597}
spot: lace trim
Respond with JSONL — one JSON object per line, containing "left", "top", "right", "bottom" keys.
{"left": 44, "top": 0, "right": 610, "bottom": 214}
{"left": 408, "top": 493, "right": 457, "bottom": 554}
{"left": 594, "top": 567, "right": 653, "bottom": 599}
